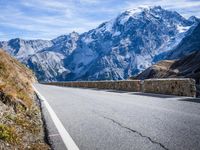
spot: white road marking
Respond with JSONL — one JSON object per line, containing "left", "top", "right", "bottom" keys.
{"left": 49, "top": 133, "right": 60, "bottom": 137}
{"left": 33, "top": 85, "right": 80, "bottom": 150}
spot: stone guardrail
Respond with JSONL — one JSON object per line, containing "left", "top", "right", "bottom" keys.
{"left": 143, "top": 78, "right": 196, "bottom": 97}
{"left": 44, "top": 80, "right": 142, "bottom": 92}
{"left": 43, "top": 78, "right": 196, "bottom": 97}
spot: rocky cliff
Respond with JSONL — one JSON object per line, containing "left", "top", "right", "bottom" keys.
{"left": 133, "top": 22, "right": 200, "bottom": 82}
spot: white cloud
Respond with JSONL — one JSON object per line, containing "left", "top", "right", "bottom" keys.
{"left": 0, "top": 0, "right": 106, "bottom": 39}
{"left": 79, "top": 0, "right": 102, "bottom": 4}
{"left": 0, "top": 0, "right": 199, "bottom": 40}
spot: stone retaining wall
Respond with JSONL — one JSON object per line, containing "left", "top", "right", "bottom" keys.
{"left": 43, "top": 78, "right": 196, "bottom": 97}
{"left": 45, "top": 80, "right": 142, "bottom": 92}
{"left": 143, "top": 78, "right": 196, "bottom": 97}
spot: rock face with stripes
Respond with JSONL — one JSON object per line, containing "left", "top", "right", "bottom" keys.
{"left": 0, "top": 6, "right": 199, "bottom": 81}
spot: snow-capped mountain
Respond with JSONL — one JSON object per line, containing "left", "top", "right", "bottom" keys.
{"left": 0, "top": 6, "right": 199, "bottom": 81}
{"left": 25, "top": 32, "right": 79, "bottom": 81}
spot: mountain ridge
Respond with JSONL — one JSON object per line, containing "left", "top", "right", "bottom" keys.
{"left": 0, "top": 6, "right": 199, "bottom": 81}
{"left": 133, "top": 22, "right": 200, "bottom": 83}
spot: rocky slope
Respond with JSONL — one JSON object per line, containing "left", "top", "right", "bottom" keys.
{"left": 167, "top": 22, "right": 200, "bottom": 59}
{"left": 0, "top": 6, "right": 199, "bottom": 81}
{"left": 0, "top": 49, "right": 49, "bottom": 149}
{"left": 131, "top": 60, "right": 176, "bottom": 79}
{"left": 154, "top": 22, "right": 200, "bottom": 61}
{"left": 133, "top": 23, "right": 200, "bottom": 82}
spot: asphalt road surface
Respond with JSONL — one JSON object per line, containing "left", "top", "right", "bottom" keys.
{"left": 34, "top": 84, "right": 200, "bottom": 150}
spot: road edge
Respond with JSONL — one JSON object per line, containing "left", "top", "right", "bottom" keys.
{"left": 33, "top": 85, "right": 79, "bottom": 150}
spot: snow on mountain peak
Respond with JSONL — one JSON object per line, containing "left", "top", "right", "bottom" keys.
{"left": 118, "top": 5, "right": 164, "bottom": 24}
{"left": 126, "top": 6, "right": 149, "bottom": 14}
{"left": 176, "top": 24, "right": 191, "bottom": 33}
{"left": 69, "top": 31, "right": 79, "bottom": 39}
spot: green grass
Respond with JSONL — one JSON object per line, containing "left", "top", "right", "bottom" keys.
{"left": 0, "top": 124, "right": 20, "bottom": 144}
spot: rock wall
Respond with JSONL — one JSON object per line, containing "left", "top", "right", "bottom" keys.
{"left": 43, "top": 78, "right": 196, "bottom": 97}
{"left": 143, "top": 78, "right": 196, "bottom": 97}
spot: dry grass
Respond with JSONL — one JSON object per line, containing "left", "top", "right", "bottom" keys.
{"left": 0, "top": 49, "right": 36, "bottom": 108}
{"left": 0, "top": 49, "right": 50, "bottom": 149}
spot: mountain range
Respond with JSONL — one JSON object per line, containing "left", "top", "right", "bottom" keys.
{"left": 0, "top": 6, "right": 199, "bottom": 81}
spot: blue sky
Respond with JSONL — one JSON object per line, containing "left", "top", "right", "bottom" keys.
{"left": 0, "top": 0, "right": 200, "bottom": 40}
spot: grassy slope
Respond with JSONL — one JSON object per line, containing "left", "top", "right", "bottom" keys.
{"left": 0, "top": 49, "right": 49, "bottom": 149}
{"left": 0, "top": 49, "right": 36, "bottom": 107}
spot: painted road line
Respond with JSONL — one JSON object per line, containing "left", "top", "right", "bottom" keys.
{"left": 33, "top": 85, "right": 80, "bottom": 150}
